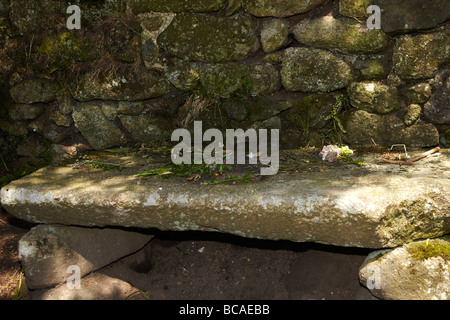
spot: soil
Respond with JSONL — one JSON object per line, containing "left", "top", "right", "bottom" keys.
{"left": 0, "top": 208, "right": 32, "bottom": 300}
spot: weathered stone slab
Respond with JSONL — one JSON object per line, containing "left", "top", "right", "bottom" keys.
{"left": 359, "top": 237, "right": 450, "bottom": 300}
{"left": 18, "top": 224, "right": 153, "bottom": 289}
{"left": 1, "top": 152, "right": 449, "bottom": 249}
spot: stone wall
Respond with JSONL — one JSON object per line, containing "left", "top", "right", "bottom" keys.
{"left": 0, "top": 0, "right": 449, "bottom": 173}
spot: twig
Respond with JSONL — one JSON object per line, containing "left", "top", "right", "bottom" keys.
{"left": 409, "top": 146, "right": 440, "bottom": 162}
{"left": 383, "top": 147, "right": 440, "bottom": 165}
{"left": 0, "top": 154, "right": 8, "bottom": 172}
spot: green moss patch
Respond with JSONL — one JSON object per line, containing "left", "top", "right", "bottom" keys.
{"left": 407, "top": 239, "right": 450, "bottom": 261}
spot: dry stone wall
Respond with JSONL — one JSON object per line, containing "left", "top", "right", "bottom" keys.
{"left": 0, "top": 0, "right": 449, "bottom": 173}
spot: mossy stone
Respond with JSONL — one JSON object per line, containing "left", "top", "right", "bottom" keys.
{"left": 243, "top": 0, "right": 328, "bottom": 17}
{"left": 128, "top": 0, "right": 227, "bottom": 13}
{"left": 38, "top": 32, "right": 98, "bottom": 63}
{"left": 281, "top": 47, "right": 353, "bottom": 92}
{"left": 248, "top": 96, "right": 292, "bottom": 122}
{"left": 293, "top": 16, "right": 388, "bottom": 54}
{"left": 404, "top": 104, "right": 422, "bottom": 127}
{"left": 260, "top": 19, "right": 290, "bottom": 53}
{"left": 10, "top": 79, "right": 59, "bottom": 104}
{"left": 118, "top": 114, "right": 171, "bottom": 144}
{"left": 393, "top": 32, "right": 450, "bottom": 80}
{"left": 347, "top": 82, "right": 399, "bottom": 114}
{"left": 72, "top": 103, "right": 127, "bottom": 150}
{"left": 339, "top": 0, "right": 370, "bottom": 17}
{"left": 195, "top": 62, "right": 281, "bottom": 98}
{"left": 341, "top": 110, "right": 439, "bottom": 147}
{"left": 157, "top": 13, "right": 259, "bottom": 63}
{"left": 360, "top": 60, "right": 387, "bottom": 80}
{"left": 286, "top": 94, "right": 337, "bottom": 130}
{"left": 71, "top": 66, "right": 169, "bottom": 102}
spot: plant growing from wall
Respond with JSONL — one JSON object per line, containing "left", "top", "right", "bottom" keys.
{"left": 322, "top": 94, "right": 348, "bottom": 145}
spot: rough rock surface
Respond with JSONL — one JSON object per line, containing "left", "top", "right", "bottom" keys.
{"left": 30, "top": 272, "right": 147, "bottom": 300}
{"left": 341, "top": 110, "right": 439, "bottom": 147}
{"left": 72, "top": 103, "right": 127, "bottom": 150}
{"left": 359, "top": 237, "right": 450, "bottom": 300}
{"left": 157, "top": 13, "right": 259, "bottom": 63}
{"left": 293, "top": 16, "right": 388, "bottom": 54}
{"left": 281, "top": 47, "right": 353, "bottom": 92}
{"left": 128, "top": 0, "right": 227, "bottom": 13}
{"left": 372, "top": 0, "right": 450, "bottom": 34}
{"left": 424, "top": 69, "right": 450, "bottom": 125}
{"left": 18, "top": 224, "right": 153, "bottom": 289}
{"left": 260, "top": 19, "right": 290, "bottom": 53}
{"left": 10, "top": 79, "right": 58, "bottom": 104}
{"left": 392, "top": 32, "right": 449, "bottom": 80}
{"left": 71, "top": 67, "right": 169, "bottom": 102}
{"left": 243, "top": 0, "right": 329, "bottom": 17}
{"left": 347, "top": 82, "right": 399, "bottom": 114}
{"left": 1, "top": 151, "right": 449, "bottom": 249}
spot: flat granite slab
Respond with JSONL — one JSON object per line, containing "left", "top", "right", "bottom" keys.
{"left": 1, "top": 148, "right": 449, "bottom": 248}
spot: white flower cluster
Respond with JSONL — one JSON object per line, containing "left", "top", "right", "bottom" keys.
{"left": 319, "top": 145, "right": 353, "bottom": 161}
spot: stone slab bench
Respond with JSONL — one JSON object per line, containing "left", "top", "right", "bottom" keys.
{"left": 1, "top": 150, "right": 449, "bottom": 249}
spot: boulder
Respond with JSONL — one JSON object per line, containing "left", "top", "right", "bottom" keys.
{"left": 30, "top": 272, "right": 148, "bottom": 300}
{"left": 358, "top": 59, "right": 387, "bottom": 81}
{"left": 248, "top": 95, "right": 293, "bottom": 122}
{"left": 118, "top": 114, "right": 171, "bottom": 144}
{"left": 18, "top": 224, "right": 153, "bottom": 290}
{"left": 293, "top": 16, "right": 388, "bottom": 54}
{"left": 260, "top": 19, "right": 290, "bottom": 53}
{"left": 0, "top": 0, "right": 9, "bottom": 16}
{"left": 0, "top": 119, "right": 28, "bottom": 136}
{"left": 192, "top": 61, "right": 281, "bottom": 98}
{"left": 404, "top": 104, "right": 422, "bottom": 127}
{"left": 372, "top": 0, "right": 450, "bottom": 34}
{"left": 128, "top": 0, "right": 227, "bottom": 13}
{"left": 400, "top": 83, "right": 433, "bottom": 104}
{"left": 281, "top": 47, "right": 353, "bottom": 92}
{"left": 347, "top": 82, "right": 399, "bottom": 114}
{"left": 72, "top": 102, "right": 127, "bottom": 150}
{"left": 339, "top": 0, "right": 370, "bottom": 17}
{"left": 1, "top": 153, "right": 449, "bottom": 249}
{"left": 341, "top": 110, "right": 439, "bottom": 147}
{"left": 243, "top": 0, "right": 329, "bottom": 17}
{"left": 157, "top": 13, "right": 259, "bottom": 63}
{"left": 359, "top": 238, "right": 450, "bottom": 300}
{"left": 10, "top": 79, "right": 59, "bottom": 104}
{"left": 71, "top": 66, "right": 169, "bottom": 102}
{"left": 393, "top": 32, "right": 449, "bottom": 80}
{"left": 38, "top": 32, "right": 98, "bottom": 63}
{"left": 285, "top": 94, "right": 337, "bottom": 129}
{"left": 424, "top": 70, "right": 450, "bottom": 125}
{"left": 9, "top": 0, "right": 58, "bottom": 34}
{"left": 9, "top": 104, "right": 46, "bottom": 121}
